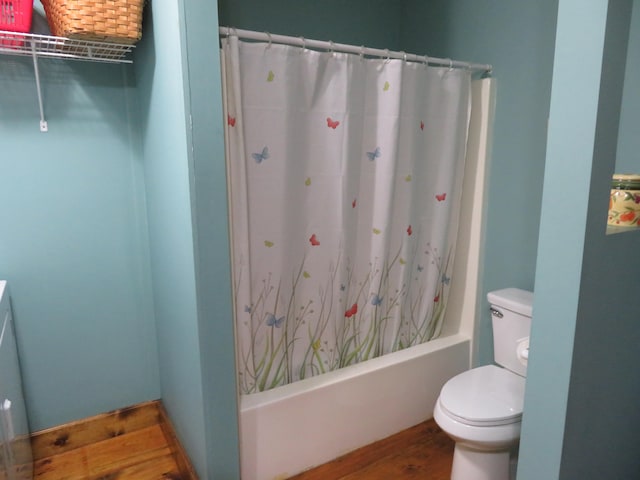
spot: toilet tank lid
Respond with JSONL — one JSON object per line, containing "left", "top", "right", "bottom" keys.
{"left": 487, "top": 288, "right": 533, "bottom": 317}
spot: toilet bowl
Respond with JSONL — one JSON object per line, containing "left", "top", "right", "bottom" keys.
{"left": 434, "top": 288, "right": 533, "bottom": 480}
{"left": 434, "top": 365, "right": 524, "bottom": 480}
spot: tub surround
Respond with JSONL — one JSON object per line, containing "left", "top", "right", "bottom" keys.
{"left": 241, "top": 335, "right": 469, "bottom": 479}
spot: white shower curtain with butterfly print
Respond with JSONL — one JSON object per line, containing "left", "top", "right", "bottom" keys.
{"left": 222, "top": 36, "right": 472, "bottom": 394}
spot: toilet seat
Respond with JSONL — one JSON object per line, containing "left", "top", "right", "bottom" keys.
{"left": 439, "top": 365, "right": 525, "bottom": 427}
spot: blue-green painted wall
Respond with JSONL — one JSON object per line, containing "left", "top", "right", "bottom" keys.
{"left": 134, "top": 1, "right": 231, "bottom": 476}
{"left": 218, "top": 0, "right": 401, "bottom": 50}
{"left": 518, "top": 2, "right": 611, "bottom": 476}
{"left": 400, "top": 0, "right": 558, "bottom": 365}
{"left": 0, "top": 57, "right": 159, "bottom": 429}
{"left": 559, "top": 1, "right": 639, "bottom": 474}
{"left": 179, "top": 0, "right": 241, "bottom": 476}
{"left": 617, "top": 0, "right": 640, "bottom": 173}
{"left": 520, "top": 1, "right": 638, "bottom": 478}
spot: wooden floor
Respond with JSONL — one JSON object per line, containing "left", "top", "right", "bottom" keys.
{"left": 29, "top": 406, "right": 452, "bottom": 480}
{"left": 31, "top": 400, "right": 196, "bottom": 480}
{"left": 288, "top": 419, "right": 454, "bottom": 480}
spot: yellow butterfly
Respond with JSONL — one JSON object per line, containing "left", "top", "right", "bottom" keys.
{"left": 405, "top": 174, "right": 412, "bottom": 182}
{"left": 400, "top": 258, "right": 406, "bottom": 265}
{"left": 373, "top": 228, "right": 381, "bottom": 235}
{"left": 264, "top": 240, "right": 274, "bottom": 247}
{"left": 305, "top": 177, "right": 311, "bottom": 186}
{"left": 303, "top": 271, "right": 311, "bottom": 278}
{"left": 383, "top": 81, "right": 390, "bottom": 91}
{"left": 267, "top": 70, "right": 275, "bottom": 82}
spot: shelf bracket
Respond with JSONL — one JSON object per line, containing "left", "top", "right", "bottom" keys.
{"left": 30, "top": 40, "right": 48, "bottom": 133}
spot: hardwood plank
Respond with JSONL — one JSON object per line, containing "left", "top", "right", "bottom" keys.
{"left": 34, "top": 448, "right": 89, "bottom": 480}
{"left": 32, "top": 401, "right": 197, "bottom": 480}
{"left": 31, "top": 400, "right": 162, "bottom": 460}
{"left": 288, "top": 419, "right": 453, "bottom": 480}
{"left": 88, "top": 453, "right": 183, "bottom": 480}
{"left": 86, "top": 425, "right": 171, "bottom": 476}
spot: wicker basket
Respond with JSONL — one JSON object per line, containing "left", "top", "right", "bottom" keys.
{"left": 40, "top": 0, "right": 144, "bottom": 44}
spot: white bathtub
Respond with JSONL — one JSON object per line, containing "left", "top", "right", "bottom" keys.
{"left": 237, "top": 78, "right": 493, "bottom": 480}
{"left": 239, "top": 333, "right": 470, "bottom": 480}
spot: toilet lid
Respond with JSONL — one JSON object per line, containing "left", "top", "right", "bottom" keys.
{"left": 439, "top": 365, "right": 525, "bottom": 426}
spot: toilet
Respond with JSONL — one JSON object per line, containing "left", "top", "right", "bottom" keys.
{"left": 434, "top": 288, "right": 533, "bottom": 480}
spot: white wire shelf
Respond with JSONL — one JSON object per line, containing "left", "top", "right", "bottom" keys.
{"left": 0, "top": 30, "right": 136, "bottom": 132}
{"left": 0, "top": 30, "right": 135, "bottom": 63}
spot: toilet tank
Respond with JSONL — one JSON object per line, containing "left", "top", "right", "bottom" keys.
{"left": 487, "top": 288, "right": 533, "bottom": 377}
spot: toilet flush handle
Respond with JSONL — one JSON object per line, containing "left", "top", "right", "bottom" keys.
{"left": 490, "top": 307, "right": 503, "bottom": 318}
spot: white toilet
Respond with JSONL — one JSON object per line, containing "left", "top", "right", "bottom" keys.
{"left": 434, "top": 288, "right": 533, "bottom": 480}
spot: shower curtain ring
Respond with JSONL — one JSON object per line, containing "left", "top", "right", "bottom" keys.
{"left": 402, "top": 51, "right": 407, "bottom": 63}
{"left": 359, "top": 45, "right": 365, "bottom": 60}
{"left": 384, "top": 48, "right": 390, "bottom": 63}
{"left": 266, "top": 32, "right": 272, "bottom": 49}
{"left": 448, "top": 58, "right": 453, "bottom": 71}
{"left": 329, "top": 40, "right": 335, "bottom": 56}
{"left": 299, "top": 36, "right": 306, "bottom": 52}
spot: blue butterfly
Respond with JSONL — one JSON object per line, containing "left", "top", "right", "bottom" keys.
{"left": 441, "top": 274, "right": 450, "bottom": 285}
{"left": 252, "top": 146, "right": 270, "bottom": 164}
{"left": 266, "top": 313, "right": 285, "bottom": 328}
{"left": 366, "top": 147, "right": 381, "bottom": 161}
{"left": 370, "top": 294, "right": 383, "bottom": 306}
{"left": 417, "top": 265, "right": 424, "bottom": 272}
{"left": 244, "top": 305, "right": 252, "bottom": 313}
{"left": 340, "top": 284, "right": 346, "bottom": 291}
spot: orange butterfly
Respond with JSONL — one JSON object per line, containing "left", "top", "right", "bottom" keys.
{"left": 309, "top": 234, "right": 320, "bottom": 246}
{"left": 344, "top": 303, "right": 358, "bottom": 318}
{"left": 436, "top": 193, "right": 446, "bottom": 202}
{"left": 228, "top": 115, "right": 236, "bottom": 127}
{"left": 326, "top": 117, "right": 340, "bottom": 129}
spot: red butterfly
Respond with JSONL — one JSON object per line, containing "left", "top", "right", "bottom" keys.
{"left": 326, "top": 117, "right": 340, "bottom": 129}
{"left": 352, "top": 198, "right": 357, "bottom": 208}
{"left": 227, "top": 115, "right": 236, "bottom": 127}
{"left": 309, "top": 234, "right": 320, "bottom": 246}
{"left": 344, "top": 303, "right": 358, "bottom": 318}
{"left": 407, "top": 225, "right": 412, "bottom": 236}
{"left": 436, "top": 193, "right": 446, "bottom": 202}
{"left": 434, "top": 294, "right": 440, "bottom": 303}
{"left": 420, "top": 120, "right": 424, "bottom": 131}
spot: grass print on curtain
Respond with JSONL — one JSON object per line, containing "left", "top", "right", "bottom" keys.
{"left": 222, "top": 36, "right": 471, "bottom": 394}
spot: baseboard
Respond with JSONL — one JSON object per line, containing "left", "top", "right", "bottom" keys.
{"left": 30, "top": 399, "right": 198, "bottom": 479}
{"left": 158, "top": 401, "right": 199, "bottom": 479}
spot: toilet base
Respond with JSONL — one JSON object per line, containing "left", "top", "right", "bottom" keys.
{"left": 451, "top": 444, "right": 516, "bottom": 480}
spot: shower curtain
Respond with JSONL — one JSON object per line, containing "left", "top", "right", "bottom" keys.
{"left": 222, "top": 36, "right": 472, "bottom": 394}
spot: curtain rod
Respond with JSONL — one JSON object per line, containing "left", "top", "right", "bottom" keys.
{"left": 219, "top": 26, "right": 492, "bottom": 75}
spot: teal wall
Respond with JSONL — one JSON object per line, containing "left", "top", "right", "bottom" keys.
{"left": 0, "top": 0, "right": 242, "bottom": 475}
{"left": 560, "top": 1, "right": 639, "bottom": 474}
{"left": 133, "top": 1, "right": 239, "bottom": 477}
{"left": 617, "top": 0, "right": 640, "bottom": 173}
{"left": 218, "top": 0, "right": 401, "bottom": 50}
{"left": 179, "top": 0, "right": 241, "bottom": 476}
{"left": 400, "top": 0, "right": 558, "bottom": 365}
{"left": 0, "top": 58, "right": 159, "bottom": 429}
{"left": 518, "top": 1, "right": 611, "bottom": 476}
{"left": 521, "top": 1, "right": 638, "bottom": 478}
